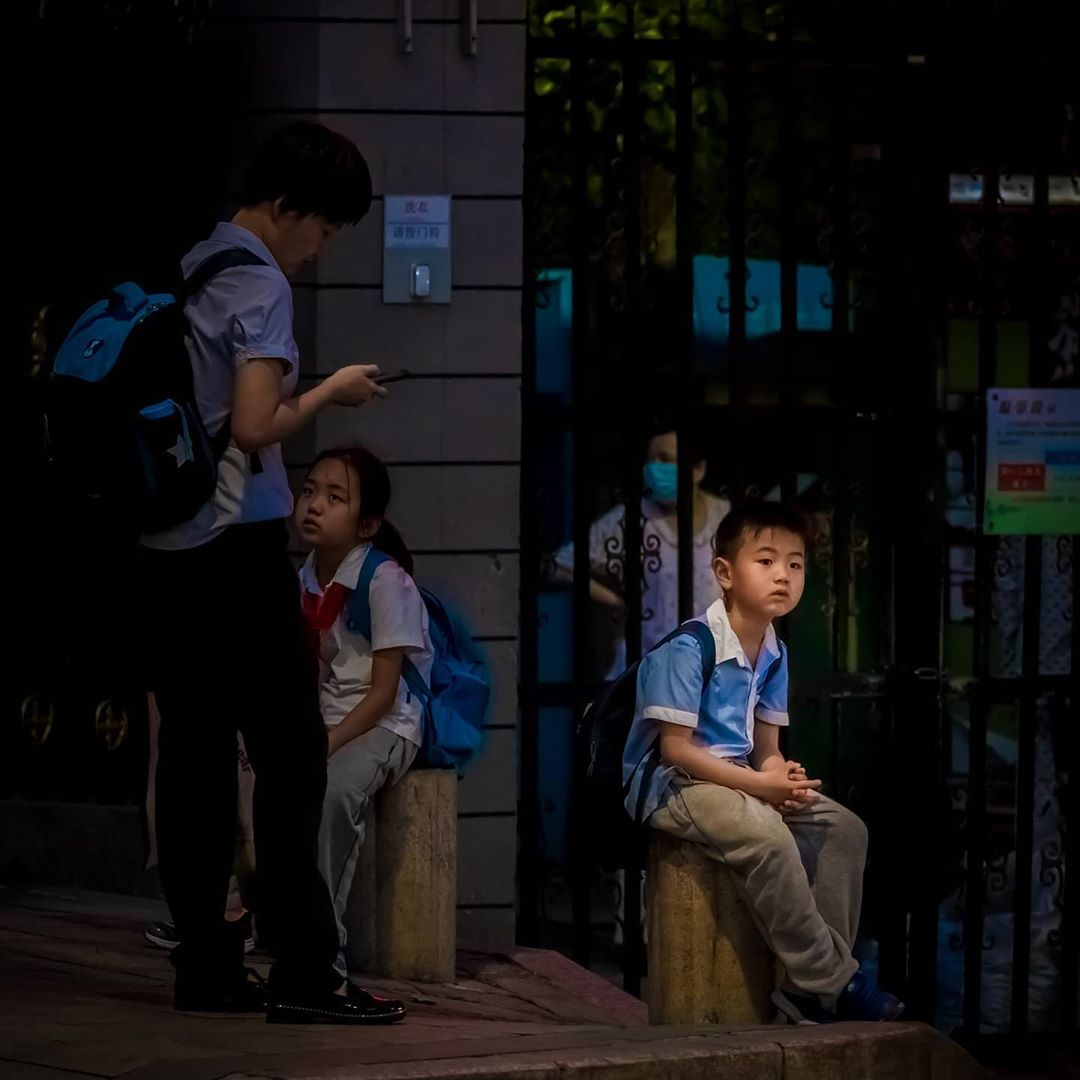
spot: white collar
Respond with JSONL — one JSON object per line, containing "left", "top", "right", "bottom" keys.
{"left": 299, "top": 543, "right": 371, "bottom": 596}
{"left": 704, "top": 597, "right": 780, "bottom": 671}
{"left": 208, "top": 221, "right": 282, "bottom": 273}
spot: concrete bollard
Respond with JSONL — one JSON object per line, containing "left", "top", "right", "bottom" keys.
{"left": 646, "top": 831, "right": 773, "bottom": 1025}
{"left": 373, "top": 768, "right": 457, "bottom": 983}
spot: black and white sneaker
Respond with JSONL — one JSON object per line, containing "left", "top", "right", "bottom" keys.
{"left": 144, "top": 920, "right": 181, "bottom": 951}
{"left": 144, "top": 913, "right": 256, "bottom": 955}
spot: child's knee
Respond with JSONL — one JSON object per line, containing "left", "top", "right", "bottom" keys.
{"left": 324, "top": 768, "right": 372, "bottom": 826}
{"left": 323, "top": 772, "right": 354, "bottom": 815}
{"left": 834, "top": 804, "right": 869, "bottom": 855}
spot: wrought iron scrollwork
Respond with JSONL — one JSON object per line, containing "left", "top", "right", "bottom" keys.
{"left": 603, "top": 531, "right": 626, "bottom": 586}
{"left": 20, "top": 694, "right": 54, "bottom": 746}
{"left": 94, "top": 700, "right": 129, "bottom": 752}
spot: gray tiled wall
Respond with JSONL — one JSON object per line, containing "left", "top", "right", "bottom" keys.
{"left": 230, "top": 0, "right": 524, "bottom": 949}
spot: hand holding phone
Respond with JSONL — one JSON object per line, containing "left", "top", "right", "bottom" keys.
{"left": 374, "top": 369, "right": 411, "bottom": 385}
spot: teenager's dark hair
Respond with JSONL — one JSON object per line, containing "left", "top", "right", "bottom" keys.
{"left": 309, "top": 446, "right": 413, "bottom": 575}
{"left": 712, "top": 500, "right": 810, "bottom": 563}
{"left": 242, "top": 122, "right": 373, "bottom": 226}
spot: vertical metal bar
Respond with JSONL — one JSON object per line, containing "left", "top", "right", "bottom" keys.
{"left": 828, "top": 64, "right": 850, "bottom": 405}
{"left": 963, "top": 677, "right": 989, "bottom": 1036}
{"left": 1011, "top": 169, "right": 1049, "bottom": 1034}
{"left": 828, "top": 68, "right": 851, "bottom": 685}
{"left": 726, "top": 28, "right": 747, "bottom": 485}
{"left": 516, "top": 39, "right": 541, "bottom": 947}
{"left": 675, "top": 11, "right": 695, "bottom": 624}
{"left": 778, "top": 27, "right": 798, "bottom": 496}
{"left": 1011, "top": 534, "right": 1040, "bottom": 1034}
{"left": 831, "top": 452, "right": 850, "bottom": 683}
{"left": 777, "top": 18, "right": 797, "bottom": 402}
{"left": 774, "top": 16, "right": 798, "bottom": 664}
{"left": 1062, "top": 538, "right": 1080, "bottom": 1032}
{"left": 623, "top": 39, "right": 644, "bottom": 674}
{"left": 569, "top": 42, "right": 594, "bottom": 969}
{"left": 963, "top": 163, "right": 999, "bottom": 1037}
{"left": 829, "top": 696, "right": 841, "bottom": 801}
{"left": 620, "top": 23, "right": 646, "bottom": 996}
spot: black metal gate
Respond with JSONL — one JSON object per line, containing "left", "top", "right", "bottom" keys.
{"left": 7, "top": 3, "right": 241, "bottom": 809}
{"left": 518, "top": 0, "right": 1078, "bottom": 1060}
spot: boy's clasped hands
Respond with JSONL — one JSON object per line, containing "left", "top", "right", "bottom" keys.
{"left": 758, "top": 757, "right": 822, "bottom": 814}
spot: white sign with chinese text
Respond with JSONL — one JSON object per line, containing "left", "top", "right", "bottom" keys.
{"left": 384, "top": 195, "right": 451, "bottom": 250}
{"left": 985, "top": 388, "right": 1080, "bottom": 535}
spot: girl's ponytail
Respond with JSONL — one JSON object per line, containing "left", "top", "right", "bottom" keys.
{"left": 371, "top": 519, "right": 413, "bottom": 577}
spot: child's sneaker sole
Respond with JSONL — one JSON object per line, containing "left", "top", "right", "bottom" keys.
{"left": 144, "top": 922, "right": 255, "bottom": 954}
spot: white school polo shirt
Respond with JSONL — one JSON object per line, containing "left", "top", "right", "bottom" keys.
{"left": 299, "top": 544, "right": 433, "bottom": 748}
{"left": 141, "top": 222, "right": 300, "bottom": 550}
{"left": 622, "top": 597, "right": 790, "bottom": 823}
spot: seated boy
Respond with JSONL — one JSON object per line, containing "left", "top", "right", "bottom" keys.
{"left": 622, "top": 501, "right": 903, "bottom": 1023}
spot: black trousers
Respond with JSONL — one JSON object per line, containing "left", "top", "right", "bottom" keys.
{"left": 141, "top": 521, "right": 340, "bottom": 993}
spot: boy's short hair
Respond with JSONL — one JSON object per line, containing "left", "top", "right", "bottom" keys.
{"left": 241, "top": 121, "right": 373, "bottom": 226}
{"left": 712, "top": 500, "right": 811, "bottom": 562}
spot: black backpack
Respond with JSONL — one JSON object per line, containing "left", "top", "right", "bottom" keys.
{"left": 41, "top": 248, "right": 267, "bottom": 538}
{"left": 579, "top": 619, "right": 717, "bottom": 868}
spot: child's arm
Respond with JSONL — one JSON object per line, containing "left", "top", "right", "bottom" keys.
{"left": 749, "top": 720, "right": 786, "bottom": 773}
{"left": 327, "top": 647, "right": 405, "bottom": 757}
{"left": 232, "top": 360, "right": 387, "bottom": 453}
{"left": 659, "top": 724, "right": 821, "bottom": 807}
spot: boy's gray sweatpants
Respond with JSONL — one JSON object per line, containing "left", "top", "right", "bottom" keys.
{"left": 649, "top": 779, "right": 865, "bottom": 1003}
{"left": 318, "top": 726, "right": 417, "bottom": 969}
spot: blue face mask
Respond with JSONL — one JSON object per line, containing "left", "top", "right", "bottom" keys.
{"left": 643, "top": 461, "right": 679, "bottom": 505}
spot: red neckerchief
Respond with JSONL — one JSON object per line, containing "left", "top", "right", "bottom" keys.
{"left": 301, "top": 581, "right": 350, "bottom": 636}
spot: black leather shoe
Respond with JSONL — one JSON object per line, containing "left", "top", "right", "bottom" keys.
{"left": 266, "top": 980, "right": 407, "bottom": 1024}
{"left": 174, "top": 967, "right": 268, "bottom": 1013}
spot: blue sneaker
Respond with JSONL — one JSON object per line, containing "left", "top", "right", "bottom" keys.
{"left": 772, "top": 971, "right": 905, "bottom": 1025}
{"left": 836, "top": 971, "right": 905, "bottom": 1022}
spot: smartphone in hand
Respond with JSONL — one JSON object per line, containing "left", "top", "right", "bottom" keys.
{"left": 374, "top": 369, "right": 411, "bottom": 385}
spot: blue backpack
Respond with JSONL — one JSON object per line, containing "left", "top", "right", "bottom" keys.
{"left": 346, "top": 549, "right": 490, "bottom": 772}
{"left": 42, "top": 249, "right": 267, "bottom": 536}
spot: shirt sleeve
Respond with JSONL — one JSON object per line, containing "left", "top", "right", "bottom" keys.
{"left": 227, "top": 267, "right": 298, "bottom": 372}
{"left": 640, "top": 633, "right": 705, "bottom": 728}
{"left": 368, "top": 562, "right": 427, "bottom": 654}
{"left": 754, "top": 643, "right": 790, "bottom": 726}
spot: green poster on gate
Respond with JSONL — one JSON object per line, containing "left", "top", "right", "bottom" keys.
{"left": 984, "top": 388, "right": 1080, "bottom": 534}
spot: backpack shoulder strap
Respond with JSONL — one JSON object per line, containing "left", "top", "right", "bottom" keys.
{"left": 180, "top": 248, "right": 269, "bottom": 300}
{"left": 652, "top": 619, "right": 716, "bottom": 690}
{"left": 345, "top": 548, "right": 394, "bottom": 642}
{"left": 345, "top": 550, "right": 432, "bottom": 703}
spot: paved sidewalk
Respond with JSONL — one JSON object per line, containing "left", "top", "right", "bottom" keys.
{"left": 0, "top": 886, "right": 982, "bottom": 1080}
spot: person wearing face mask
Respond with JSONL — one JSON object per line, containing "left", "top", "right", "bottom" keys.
{"left": 553, "top": 428, "right": 730, "bottom": 679}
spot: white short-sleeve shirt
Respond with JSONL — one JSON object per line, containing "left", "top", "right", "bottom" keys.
{"left": 141, "top": 222, "right": 300, "bottom": 550}
{"left": 299, "top": 544, "right": 433, "bottom": 748}
{"left": 554, "top": 494, "right": 730, "bottom": 675}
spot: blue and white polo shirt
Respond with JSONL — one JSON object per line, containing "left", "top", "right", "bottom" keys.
{"left": 622, "top": 598, "right": 790, "bottom": 823}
